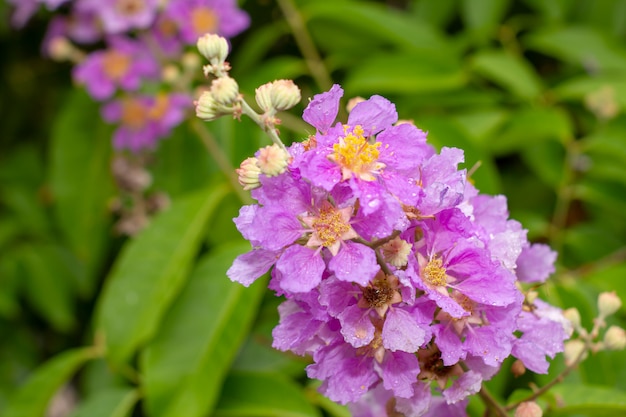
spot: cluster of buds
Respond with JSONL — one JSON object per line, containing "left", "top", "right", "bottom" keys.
{"left": 195, "top": 34, "right": 301, "bottom": 138}
{"left": 195, "top": 34, "right": 242, "bottom": 121}
{"left": 563, "top": 291, "right": 625, "bottom": 365}
{"left": 109, "top": 155, "right": 170, "bottom": 236}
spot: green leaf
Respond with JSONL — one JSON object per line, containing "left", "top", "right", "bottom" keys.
{"left": 49, "top": 89, "right": 114, "bottom": 296}
{"left": 68, "top": 388, "right": 138, "bottom": 417}
{"left": 411, "top": 0, "right": 458, "bottom": 29}
{"left": 521, "top": 0, "right": 573, "bottom": 22}
{"left": 414, "top": 115, "right": 502, "bottom": 195}
{"left": 549, "top": 384, "right": 626, "bottom": 416}
{"left": 17, "top": 243, "right": 77, "bottom": 332}
{"left": 345, "top": 53, "right": 467, "bottom": 96}
{"left": 554, "top": 75, "right": 626, "bottom": 111}
{"left": 4, "top": 347, "right": 97, "bottom": 417}
{"left": 525, "top": 26, "right": 626, "bottom": 72}
{"left": 213, "top": 372, "right": 322, "bottom": 417}
{"left": 520, "top": 138, "right": 565, "bottom": 188}
{"left": 151, "top": 124, "right": 215, "bottom": 198}
{"left": 487, "top": 107, "right": 573, "bottom": 155}
{"left": 470, "top": 50, "right": 543, "bottom": 100}
{"left": 461, "top": 0, "right": 510, "bottom": 44}
{"left": 141, "top": 242, "right": 265, "bottom": 417}
{"left": 95, "top": 184, "right": 229, "bottom": 365}
{"left": 303, "top": 1, "right": 451, "bottom": 54}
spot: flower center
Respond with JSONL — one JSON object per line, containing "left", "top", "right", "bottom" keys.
{"left": 121, "top": 98, "right": 149, "bottom": 130}
{"left": 362, "top": 277, "right": 395, "bottom": 308}
{"left": 191, "top": 7, "right": 218, "bottom": 36}
{"left": 102, "top": 50, "right": 131, "bottom": 81}
{"left": 311, "top": 204, "right": 351, "bottom": 248}
{"left": 148, "top": 94, "right": 169, "bottom": 120}
{"left": 158, "top": 17, "right": 178, "bottom": 37}
{"left": 116, "top": 0, "right": 145, "bottom": 16}
{"left": 423, "top": 257, "right": 447, "bottom": 287}
{"left": 330, "top": 125, "right": 383, "bottom": 181}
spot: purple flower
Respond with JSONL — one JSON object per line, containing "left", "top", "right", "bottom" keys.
{"left": 512, "top": 300, "right": 571, "bottom": 373}
{"left": 226, "top": 84, "right": 567, "bottom": 414}
{"left": 73, "top": 36, "right": 159, "bottom": 101}
{"left": 516, "top": 243, "right": 557, "bottom": 283}
{"left": 101, "top": 92, "right": 191, "bottom": 151}
{"left": 78, "top": 0, "right": 160, "bottom": 34}
{"left": 165, "top": 0, "right": 250, "bottom": 45}
{"left": 7, "top": 0, "right": 69, "bottom": 28}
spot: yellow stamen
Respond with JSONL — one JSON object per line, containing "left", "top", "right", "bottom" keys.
{"left": 312, "top": 205, "right": 350, "bottom": 248}
{"left": 423, "top": 257, "right": 447, "bottom": 287}
{"left": 330, "top": 125, "right": 383, "bottom": 181}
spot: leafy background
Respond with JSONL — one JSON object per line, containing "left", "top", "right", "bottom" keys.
{"left": 1, "top": 0, "right": 626, "bottom": 416}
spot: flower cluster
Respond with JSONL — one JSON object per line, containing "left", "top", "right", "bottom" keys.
{"left": 9, "top": 0, "right": 249, "bottom": 152}
{"left": 226, "top": 85, "right": 572, "bottom": 416}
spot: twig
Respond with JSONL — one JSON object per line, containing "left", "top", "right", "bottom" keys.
{"left": 479, "top": 384, "right": 510, "bottom": 417}
{"left": 276, "top": 0, "right": 333, "bottom": 91}
{"left": 190, "top": 118, "right": 252, "bottom": 204}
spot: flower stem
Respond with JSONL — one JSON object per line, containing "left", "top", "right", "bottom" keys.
{"left": 479, "top": 385, "right": 510, "bottom": 417}
{"left": 239, "top": 100, "right": 288, "bottom": 152}
{"left": 504, "top": 338, "right": 591, "bottom": 411}
{"left": 190, "top": 118, "right": 252, "bottom": 204}
{"left": 276, "top": 0, "right": 333, "bottom": 91}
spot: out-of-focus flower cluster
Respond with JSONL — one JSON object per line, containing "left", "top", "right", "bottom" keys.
{"left": 8, "top": 0, "right": 249, "bottom": 152}
{"left": 7, "top": 0, "right": 250, "bottom": 234}
{"left": 221, "top": 80, "right": 574, "bottom": 415}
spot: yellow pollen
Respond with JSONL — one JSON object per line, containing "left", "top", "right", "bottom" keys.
{"left": 423, "top": 257, "right": 447, "bottom": 287}
{"left": 312, "top": 205, "right": 350, "bottom": 248}
{"left": 331, "top": 125, "right": 381, "bottom": 180}
{"left": 191, "top": 7, "right": 218, "bottom": 35}
{"left": 102, "top": 50, "right": 131, "bottom": 81}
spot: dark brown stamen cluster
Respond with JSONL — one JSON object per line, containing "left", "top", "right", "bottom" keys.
{"left": 362, "top": 280, "right": 395, "bottom": 308}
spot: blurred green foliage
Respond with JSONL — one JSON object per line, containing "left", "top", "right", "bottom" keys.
{"left": 1, "top": 0, "right": 626, "bottom": 416}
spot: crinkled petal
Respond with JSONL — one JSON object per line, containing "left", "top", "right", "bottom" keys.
{"left": 443, "top": 371, "right": 482, "bottom": 404}
{"left": 347, "top": 95, "right": 397, "bottom": 136}
{"left": 382, "top": 307, "right": 427, "bottom": 352}
{"left": 433, "top": 324, "right": 466, "bottom": 366}
{"left": 226, "top": 248, "right": 278, "bottom": 286}
{"left": 516, "top": 243, "right": 557, "bottom": 283}
{"left": 382, "top": 351, "right": 420, "bottom": 398}
{"left": 275, "top": 245, "right": 325, "bottom": 293}
{"left": 303, "top": 84, "right": 343, "bottom": 133}
{"left": 338, "top": 304, "right": 375, "bottom": 347}
{"left": 329, "top": 241, "right": 378, "bottom": 286}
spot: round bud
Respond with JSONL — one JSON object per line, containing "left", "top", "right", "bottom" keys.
{"left": 511, "top": 359, "right": 526, "bottom": 378}
{"left": 604, "top": 326, "right": 626, "bottom": 351}
{"left": 256, "top": 144, "right": 289, "bottom": 177}
{"left": 598, "top": 291, "right": 622, "bottom": 318}
{"left": 197, "top": 33, "right": 229, "bottom": 64}
{"left": 515, "top": 401, "right": 543, "bottom": 417}
{"left": 195, "top": 91, "right": 220, "bottom": 121}
{"left": 346, "top": 96, "right": 365, "bottom": 113}
{"left": 270, "top": 79, "right": 301, "bottom": 111}
{"left": 236, "top": 157, "right": 261, "bottom": 190}
{"left": 255, "top": 80, "right": 301, "bottom": 113}
{"left": 210, "top": 76, "right": 239, "bottom": 105}
{"left": 255, "top": 83, "right": 273, "bottom": 113}
{"left": 564, "top": 339, "right": 586, "bottom": 366}
{"left": 563, "top": 307, "right": 582, "bottom": 330}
